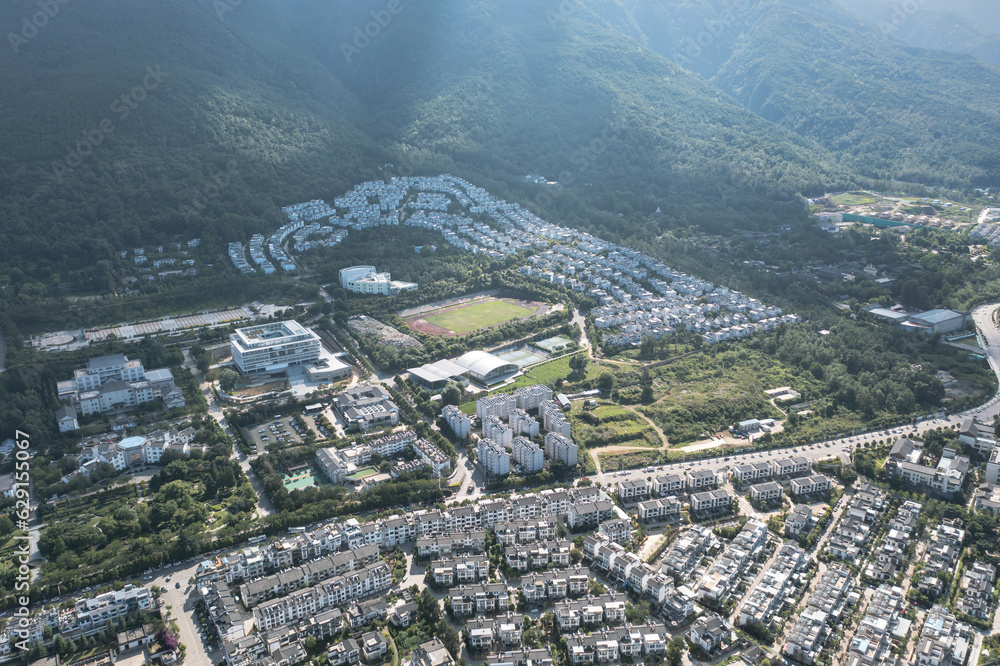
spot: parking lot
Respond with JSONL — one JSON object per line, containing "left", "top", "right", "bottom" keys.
{"left": 243, "top": 416, "right": 306, "bottom": 452}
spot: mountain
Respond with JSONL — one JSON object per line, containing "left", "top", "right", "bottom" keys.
{"left": 833, "top": 0, "right": 1000, "bottom": 66}
{"left": 579, "top": 0, "right": 1000, "bottom": 188}
{"left": 0, "top": 0, "right": 853, "bottom": 282}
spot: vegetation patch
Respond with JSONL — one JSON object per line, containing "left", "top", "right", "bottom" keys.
{"left": 830, "top": 192, "right": 877, "bottom": 206}
{"left": 572, "top": 403, "right": 660, "bottom": 448}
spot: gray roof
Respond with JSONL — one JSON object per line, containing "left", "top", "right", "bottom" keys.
{"left": 87, "top": 353, "right": 128, "bottom": 370}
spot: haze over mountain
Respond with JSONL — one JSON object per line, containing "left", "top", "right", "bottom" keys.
{"left": 1, "top": 0, "right": 998, "bottom": 282}
{"left": 581, "top": 0, "right": 1000, "bottom": 187}
{"left": 833, "top": 0, "right": 1000, "bottom": 66}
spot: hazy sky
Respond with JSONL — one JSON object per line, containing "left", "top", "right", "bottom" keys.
{"left": 923, "top": 0, "right": 1000, "bottom": 32}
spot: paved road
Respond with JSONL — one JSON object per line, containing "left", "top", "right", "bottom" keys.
{"left": 150, "top": 559, "right": 219, "bottom": 665}
{"left": 183, "top": 349, "right": 275, "bottom": 518}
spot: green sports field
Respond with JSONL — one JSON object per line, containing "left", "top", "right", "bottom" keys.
{"left": 347, "top": 467, "right": 379, "bottom": 480}
{"left": 424, "top": 300, "right": 535, "bottom": 334}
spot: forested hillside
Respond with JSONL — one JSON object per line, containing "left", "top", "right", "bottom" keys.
{"left": 580, "top": 0, "right": 1000, "bottom": 188}
{"left": 0, "top": 0, "right": 852, "bottom": 285}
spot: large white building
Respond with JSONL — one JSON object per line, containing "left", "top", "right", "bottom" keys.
{"left": 334, "top": 385, "right": 400, "bottom": 431}
{"left": 79, "top": 427, "right": 200, "bottom": 473}
{"left": 340, "top": 265, "right": 378, "bottom": 288}
{"left": 230, "top": 320, "right": 322, "bottom": 375}
{"left": 514, "top": 385, "right": 554, "bottom": 411}
{"left": 339, "top": 265, "right": 417, "bottom": 296}
{"left": 59, "top": 353, "right": 184, "bottom": 417}
{"left": 443, "top": 405, "right": 471, "bottom": 439}
{"left": 511, "top": 436, "right": 544, "bottom": 474}
{"left": 477, "top": 394, "right": 517, "bottom": 421}
{"left": 457, "top": 352, "right": 519, "bottom": 385}
{"left": 478, "top": 439, "right": 510, "bottom": 477}
{"left": 544, "top": 432, "right": 578, "bottom": 467}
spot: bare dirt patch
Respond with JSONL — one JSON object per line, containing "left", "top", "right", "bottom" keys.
{"left": 349, "top": 316, "right": 423, "bottom": 349}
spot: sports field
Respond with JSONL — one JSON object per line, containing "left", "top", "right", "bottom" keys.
{"left": 424, "top": 300, "right": 533, "bottom": 333}
{"left": 405, "top": 297, "right": 549, "bottom": 336}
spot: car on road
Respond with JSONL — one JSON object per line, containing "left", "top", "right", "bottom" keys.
{"left": 165, "top": 577, "right": 171, "bottom": 583}
{"left": 175, "top": 582, "right": 181, "bottom": 589}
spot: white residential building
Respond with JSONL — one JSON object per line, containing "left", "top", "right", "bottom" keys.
{"left": 478, "top": 439, "right": 510, "bottom": 477}
{"left": 442, "top": 405, "right": 471, "bottom": 439}
{"left": 544, "top": 432, "right": 578, "bottom": 467}
{"left": 511, "top": 437, "right": 544, "bottom": 474}
{"left": 477, "top": 394, "right": 517, "bottom": 421}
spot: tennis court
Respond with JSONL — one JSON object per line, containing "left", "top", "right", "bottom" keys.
{"left": 496, "top": 347, "right": 548, "bottom": 368}
{"left": 535, "top": 335, "right": 574, "bottom": 352}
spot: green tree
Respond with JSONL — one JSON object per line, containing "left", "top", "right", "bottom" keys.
{"left": 218, "top": 368, "right": 239, "bottom": 392}
{"left": 441, "top": 381, "right": 464, "bottom": 406}
{"left": 667, "top": 637, "right": 685, "bottom": 666}
{"left": 0, "top": 515, "right": 14, "bottom": 538}
{"left": 597, "top": 371, "right": 614, "bottom": 392}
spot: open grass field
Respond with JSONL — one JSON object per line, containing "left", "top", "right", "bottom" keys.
{"left": 405, "top": 297, "right": 546, "bottom": 335}
{"left": 424, "top": 300, "right": 533, "bottom": 333}
{"left": 830, "top": 192, "right": 876, "bottom": 206}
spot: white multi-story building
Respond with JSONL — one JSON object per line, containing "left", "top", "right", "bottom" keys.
{"left": 477, "top": 394, "right": 516, "bottom": 421}
{"left": 230, "top": 320, "right": 322, "bottom": 375}
{"left": 544, "top": 432, "right": 578, "bottom": 467}
{"left": 442, "top": 405, "right": 471, "bottom": 439}
{"left": 478, "top": 439, "right": 510, "bottom": 477}
{"left": 511, "top": 437, "right": 544, "bottom": 474}
{"left": 73, "top": 353, "right": 146, "bottom": 392}
{"left": 514, "top": 385, "right": 553, "bottom": 411}
{"left": 539, "top": 401, "right": 572, "bottom": 438}
{"left": 509, "top": 409, "right": 540, "bottom": 438}
{"left": 414, "top": 439, "right": 451, "bottom": 475}
{"left": 252, "top": 562, "right": 391, "bottom": 632}
{"left": 338, "top": 265, "right": 416, "bottom": 295}
{"left": 74, "top": 585, "right": 155, "bottom": 637}
{"left": 483, "top": 415, "right": 514, "bottom": 447}
{"left": 339, "top": 265, "right": 377, "bottom": 288}
{"left": 63, "top": 353, "right": 183, "bottom": 417}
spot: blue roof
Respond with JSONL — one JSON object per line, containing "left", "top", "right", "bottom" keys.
{"left": 119, "top": 435, "right": 146, "bottom": 450}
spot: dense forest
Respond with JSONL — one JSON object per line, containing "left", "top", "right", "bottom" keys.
{"left": 580, "top": 0, "right": 1000, "bottom": 188}
{"left": 0, "top": 0, "right": 861, "bottom": 288}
